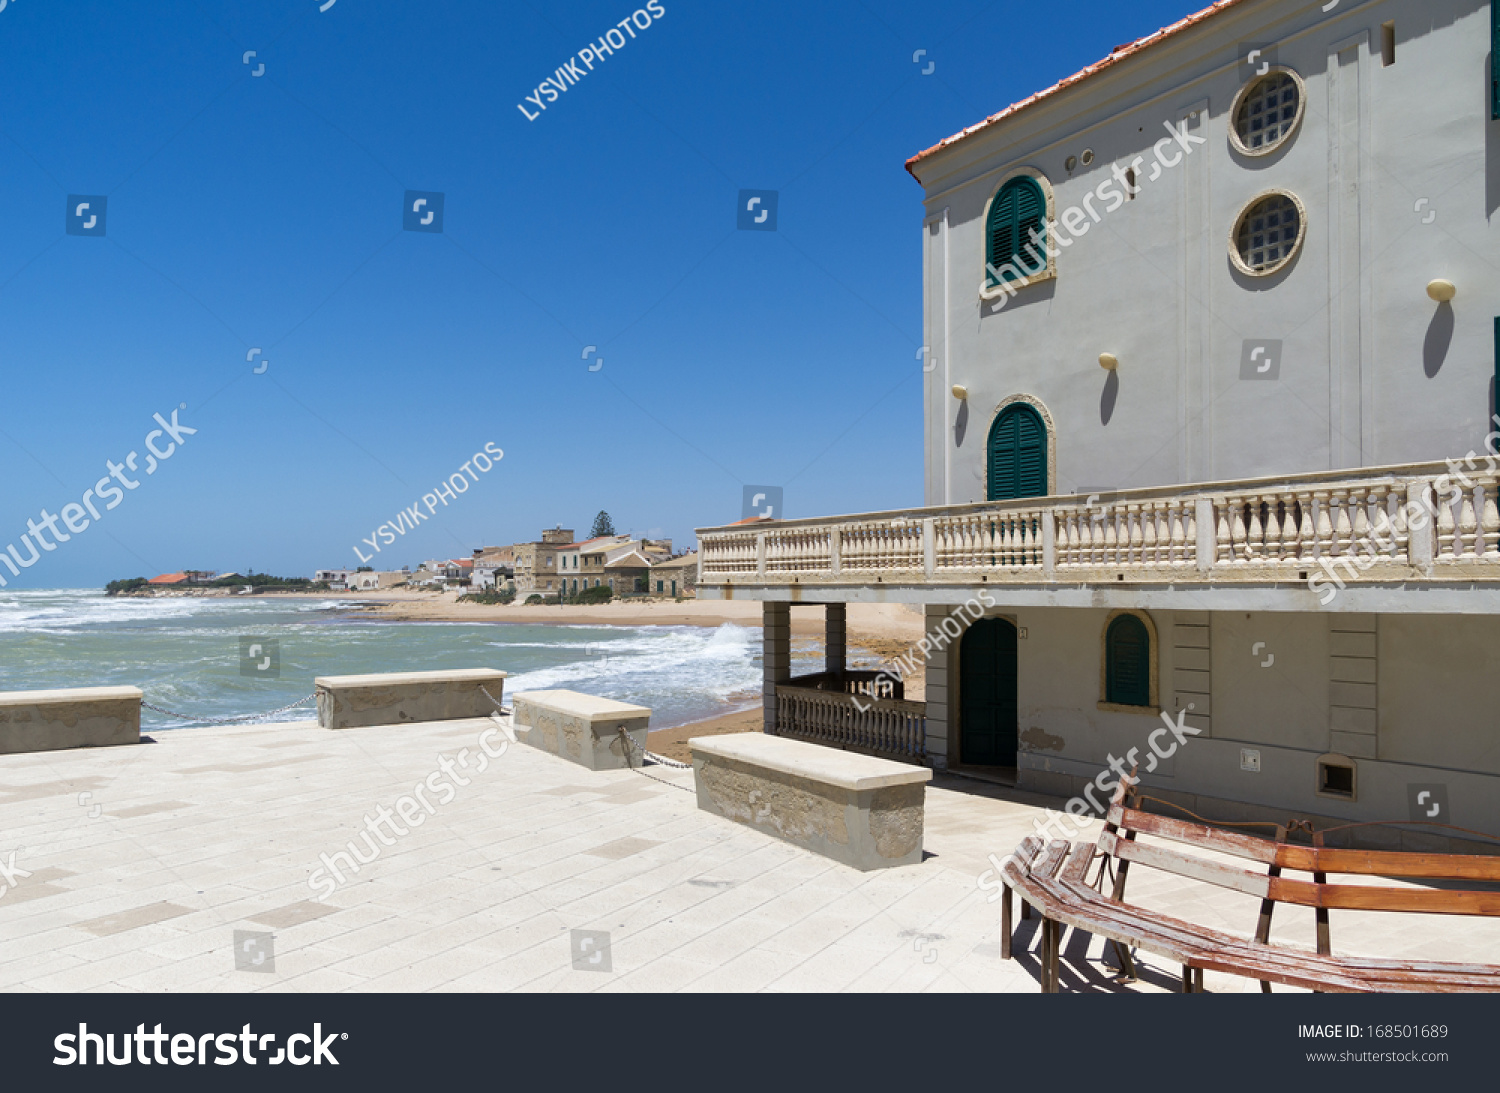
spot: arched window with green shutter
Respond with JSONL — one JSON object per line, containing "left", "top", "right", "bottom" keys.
{"left": 1105, "top": 614, "right": 1152, "bottom": 708}
{"left": 985, "top": 176, "right": 1048, "bottom": 288}
{"left": 987, "top": 403, "right": 1047, "bottom": 502}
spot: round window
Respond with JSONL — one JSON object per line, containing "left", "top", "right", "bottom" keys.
{"left": 1230, "top": 191, "right": 1305, "bottom": 277}
{"left": 1230, "top": 69, "right": 1305, "bottom": 155}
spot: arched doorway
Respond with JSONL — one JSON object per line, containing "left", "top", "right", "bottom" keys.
{"left": 959, "top": 617, "right": 1018, "bottom": 768}
{"left": 987, "top": 402, "right": 1048, "bottom": 501}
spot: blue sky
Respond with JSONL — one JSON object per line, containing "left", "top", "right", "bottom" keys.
{"left": 0, "top": 0, "right": 1201, "bottom": 587}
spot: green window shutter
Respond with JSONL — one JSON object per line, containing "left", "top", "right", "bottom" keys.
{"left": 986, "top": 178, "right": 1047, "bottom": 286}
{"left": 1494, "top": 2, "right": 1500, "bottom": 119}
{"left": 987, "top": 404, "right": 1048, "bottom": 501}
{"left": 1106, "top": 615, "right": 1151, "bottom": 707}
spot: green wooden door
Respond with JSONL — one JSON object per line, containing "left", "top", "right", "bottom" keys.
{"left": 960, "top": 617, "right": 1019, "bottom": 767}
{"left": 987, "top": 404, "right": 1047, "bottom": 502}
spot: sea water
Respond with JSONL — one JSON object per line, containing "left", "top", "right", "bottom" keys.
{"left": 0, "top": 590, "right": 825, "bottom": 731}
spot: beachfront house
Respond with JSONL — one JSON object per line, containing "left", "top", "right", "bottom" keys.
{"left": 346, "top": 569, "right": 408, "bottom": 591}
{"left": 604, "top": 549, "right": 657, "bottom": 595}
{"left": 650, "top": 552, "right": 698, "bottom": 597}
{"left": 696, "top": 0, "right": 1500, "bottom": 839}
{"left": 471, "top": 546, "right": 515, "bottom": 590}
{"left": 556, "top": 535, "right": 631, "bottom": 595}
{"left": 513, "top": 527, "right": 574, "bottom": 596}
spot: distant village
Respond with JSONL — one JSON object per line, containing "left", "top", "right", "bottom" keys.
{"left": 120, "top": 516, "right": 700, "bottom": 601}
{"left": 315, "top": 524, "right": 698, "bottom": 600}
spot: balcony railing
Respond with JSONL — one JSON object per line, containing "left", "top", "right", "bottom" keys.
{"left": 780, "top": 670, "right": 905, "bottom": 702}
{"left": 773, "top": 679, "right": 926, "bottom": 762}
{"left": 698, "top": 461, "right": 1500, "bottom": 588}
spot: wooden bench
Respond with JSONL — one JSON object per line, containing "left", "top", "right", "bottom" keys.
{"left": 1001, "top": 780, "right": 1500, "bottom": 993}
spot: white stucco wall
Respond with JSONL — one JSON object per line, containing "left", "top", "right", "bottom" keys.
{"left": 936, "top": 603, "right": 1500, "bottom": 833}
{"left": 917, "top": 0, "right": 1495, "bottom": 505}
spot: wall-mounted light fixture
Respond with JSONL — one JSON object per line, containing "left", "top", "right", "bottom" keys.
{"left": 1099, "top": 353, "right": 1119, "bottom": 371}
{"left": 951, "top": 385, "right": 969, "bottom": 400}
{"left": 1427, "top": 279, "right": 1457, "bottom": 303}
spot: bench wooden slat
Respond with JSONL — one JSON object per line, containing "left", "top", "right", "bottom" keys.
{"left": 1279, "top": 845, "right": 1500, "bottom": 883}
{"left": 1267, "top": 876, "right": 1500, "bottom": 916}
{"left": 1099, "top": 830, "right": 1272, "bottom": 900}
{"left": 1107, "top": 806, "right": 1281, "bottom": 864}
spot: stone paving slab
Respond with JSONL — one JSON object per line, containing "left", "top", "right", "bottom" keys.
{"left": 0, "top": 716, "right": 1497, "bottom": 992}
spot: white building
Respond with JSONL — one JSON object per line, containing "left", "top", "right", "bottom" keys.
{"left": 696, "top": 0, "right": 1500, "bottom": 846}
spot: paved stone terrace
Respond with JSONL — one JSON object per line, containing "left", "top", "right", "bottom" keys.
{"left": 0, "top": 718, "right": 1494, "bottom": 992}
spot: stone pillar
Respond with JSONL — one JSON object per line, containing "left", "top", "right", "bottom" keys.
{"left": 762, "top": 602, "right": 791, "bottom": 736}
{"left": 824, "top": 602, "right": 847, "bottom": 676}
{"left": 923, "top": 605, "right": 951, "bottom": 770}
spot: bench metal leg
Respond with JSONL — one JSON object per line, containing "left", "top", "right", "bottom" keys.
{"left": 1021, "top": 900, "right": 1031, "bottom": 921}
{"left": 1038, "top": 918, "right": 1051, "bottom": 992}
{"left": 1041, "top": 919, "right": 1061, "bottom": 993}
{"left": 1001, "top": 887, "right": 1013, "bottom": 961}
{"left": 1256, "top": 864, "right": 1282, "bottom": 994}
{"left": 1110, "top": 939, "right": 1137, "bottom": 981}
{"left": 1181, "top": 965, "right": 1203, "bottom": 993}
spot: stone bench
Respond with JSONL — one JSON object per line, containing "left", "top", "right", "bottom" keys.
{"left": 0, "top": 686, "right": 142, "bottom": 754}
{"left": 689, "top": 734, "right": 932, "bottom": 871}
{"left": 512, "top": 690, "right": 651, "bottom": 771}
{"left": 315, "top": 669, "right": 506, "bottom": 730}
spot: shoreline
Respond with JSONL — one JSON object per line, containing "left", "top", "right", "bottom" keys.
{"left": 95, "top": 589, "right": 930, "bottom": 729}
{"left": 646, "top": 702, "right": 764, "bottom": 763}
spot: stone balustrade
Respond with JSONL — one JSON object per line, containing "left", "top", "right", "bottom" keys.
{"left": 697, "top": 461, "right": 1500, "bottom": 592}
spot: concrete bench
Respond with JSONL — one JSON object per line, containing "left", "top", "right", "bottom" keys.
{"left": 315, "top": 669, "right": 506, "bottom": 730}
{"left": 0, "top": 686, "right": 141, "bottom": 754}
{"left": 512, "top": 690, "right": 651, "bottom": 771}
{"left": 689, "top": 734, "right": 932, "bottom": 871}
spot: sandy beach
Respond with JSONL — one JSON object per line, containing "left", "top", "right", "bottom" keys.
{"left": 646, "top": 704, "right": 763, "bottom": 763}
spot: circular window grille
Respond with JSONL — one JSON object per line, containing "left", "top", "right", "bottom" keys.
{"left": 1231, "top": 191, "right": 1305, "bottom": 276}
{"left": 1231, "top": 69, "right": 1304, "bottom": 155}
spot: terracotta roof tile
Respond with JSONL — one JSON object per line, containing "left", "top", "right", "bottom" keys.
{"left": 906, "top": 0, "right": 1250, "bottom": 178}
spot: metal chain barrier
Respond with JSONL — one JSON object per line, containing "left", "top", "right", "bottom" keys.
{"left": 479, "top": 684, "right": 512, "bottom": 717}
{"left": 617, "top": 727, "right": 695, "bottom": 793}
{"left": 141, "top": 694, "right": 317, "bottom": 726}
